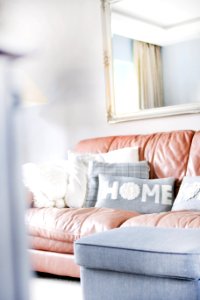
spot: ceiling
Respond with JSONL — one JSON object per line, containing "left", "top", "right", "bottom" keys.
{"left": 110, "top": 0, "right": 200, "bottom": 45}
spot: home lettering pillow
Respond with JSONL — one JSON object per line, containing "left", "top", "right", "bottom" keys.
{"left": 172, "top": 176, "right": 200, "bottom": 211}
{"left": 95, "top": 174, "right": 175, "bottom": 213}
{"left": 85, "top": 161, "right": 150, "bottom": 207}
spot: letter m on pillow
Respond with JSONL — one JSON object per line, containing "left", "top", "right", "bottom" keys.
{"left": 142, "top": 184, "right": 160, "bottom": 203}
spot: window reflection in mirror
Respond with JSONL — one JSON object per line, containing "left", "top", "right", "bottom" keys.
{"left": 103, "top": 0, "right": 200, "bottom": 122}
{"left": 112, "top": 35, "right": 139, "bottom": 115}
{"left": 111, "top": 32, "right": 200, "bottom": 115}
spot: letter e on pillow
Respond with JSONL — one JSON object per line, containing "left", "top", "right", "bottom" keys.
{"left": 162, "top": 185, "right": 172, "bottom": 205}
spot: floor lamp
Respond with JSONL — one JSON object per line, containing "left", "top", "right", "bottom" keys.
{"left": 0, "top": 49, "right": 30, "bottom": 300}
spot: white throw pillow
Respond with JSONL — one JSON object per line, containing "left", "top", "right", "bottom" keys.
{"left": 172, "top": 176, "right": 200, "bottom": 211}
{"left": 66, "top": 147, "right": 139, "bottom": 208}
{"left": 102, "top": 147, "right": 139, "bottom": 163}
{"left": 23, "top": 161, "right": 69, "bottom": 208}
{"left": 23, "top": 159, "right": 88, "bottom": 209}
{"left": 23, "top": 147, "right": 139, "bottom": 209}
{"left": 64, "top": 159, "right": 88, "bottom": 208}
{"left": 68, "top": 147, "right": 138, "bottom": 165}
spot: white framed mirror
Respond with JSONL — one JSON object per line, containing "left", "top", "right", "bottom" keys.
{"left": 101, "top": 0, "right": 200, "bottom": 123}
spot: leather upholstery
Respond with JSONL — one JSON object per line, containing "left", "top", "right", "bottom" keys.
{"left": 30, "top": 249, "right": 80, "bottom": 277}
{"left": 121, "top": 210, "right": 200, "bottom": 229}
{"left": 27, "top": 129, "right": 200, "bottom": 278}
{"left": 186, "top": 131, "right": 200, "bottom": 176}
{"left": 75, "top": 130, "right": 198, "bottom": 185}
{"left": 29, "top": 236, "right": 74, "bottom": 254}
{"left": 27, "top": 207, "right": 138, "bottom": 254}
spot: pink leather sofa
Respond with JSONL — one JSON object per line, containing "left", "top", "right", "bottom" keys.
{"left": 26, "top": 129, "right": 200, "bottom": 278}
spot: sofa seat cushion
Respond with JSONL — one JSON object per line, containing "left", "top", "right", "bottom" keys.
{"left": 121, "top": 210, "right": 200, "bottom": 228}
{"left": 26, "top": 207, "right": 138, "bottom": 254}
{"left": 75, "top": 227, "right": 200, "bottom": 280}
{"left": 28, "top": 236, "right": 74, "bottom": 254}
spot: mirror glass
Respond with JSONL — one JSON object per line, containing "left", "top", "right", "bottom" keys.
{"left": 102, "top": 0, "right": 200, "bottom": 122}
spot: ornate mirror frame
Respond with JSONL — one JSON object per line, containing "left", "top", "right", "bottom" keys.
{"left": 101, "top": 0, "right": 200, "bottom": 123}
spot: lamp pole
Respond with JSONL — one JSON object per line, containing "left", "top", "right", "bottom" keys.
{"left": 0, "top": 49, "right": 30, "bottom": 300}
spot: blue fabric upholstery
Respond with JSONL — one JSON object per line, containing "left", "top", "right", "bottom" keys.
{"left": 75, "top": 227, "right": 200, "bottom": 279}
{"left": 75, "top": 227, "right": 200, "bottom": 300}
{"left": 80, "top": 268, "right": 200, "bottom": 300}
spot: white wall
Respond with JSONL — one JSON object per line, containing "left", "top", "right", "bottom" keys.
{"left": 4, "top": 0, "right": 199, "bottom": 163}
{"left": 162, "top": 38, "right": 200, "bottom": 106}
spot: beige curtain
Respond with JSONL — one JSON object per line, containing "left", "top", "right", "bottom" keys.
{"left": 134, "top": 41, "right": 163, "bottom": 109}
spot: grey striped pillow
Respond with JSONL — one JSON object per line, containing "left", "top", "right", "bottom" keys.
{"left": 84, "top": 161, "right": 150, "bottom": 207}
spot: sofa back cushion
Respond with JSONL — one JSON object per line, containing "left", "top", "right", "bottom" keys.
{"left": 186, "top": 131, "right": 200, "bottom": 177}
{"left": 75, "top": 130, "right": 200, "bottom": 194}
